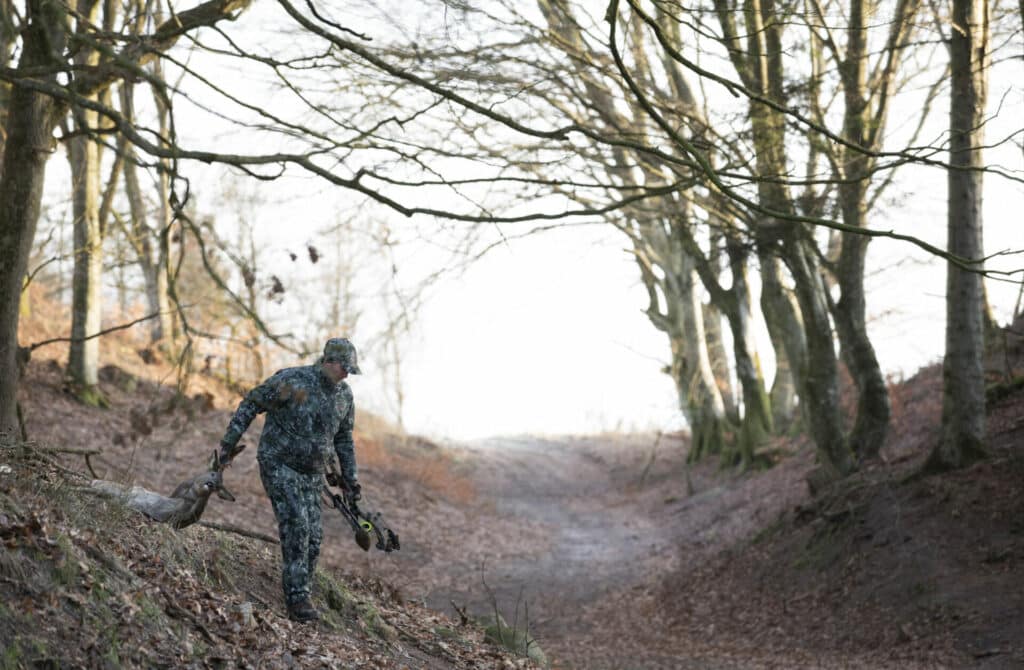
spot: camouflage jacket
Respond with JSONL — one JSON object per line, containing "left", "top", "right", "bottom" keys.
{"left": 221, "top": 364, "right": 356, "bottom": 479}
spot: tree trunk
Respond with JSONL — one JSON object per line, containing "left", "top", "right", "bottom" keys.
{"left": 785, "top": 229, "right": 856, "bottom": 479}
{"left": 833, "top": 155, "right": 890, "bottom": 462}
{"left": 833, "top": 223, "right": 891, "bottom": 463}
{"left": 674, "top": 253, "right": 728, "bottom": 461}
{"left": 0, "top": 0, "right": 16, "bottom": 162}
{"left": 760, "top": 254, "right": 804, "bottom": 431}
{"left": 703, "top": 229, "right": 738, "bottom": 422}
{"left": 66, "top": 0, "right": 105, "bottom": 400}
{"left": 153, "top": 75, "right": 177, "bottom": 345}
{"left": 121, "top": 85, "right": 172, "bottom": 344}
{"left": 926, "top": 0, "right": 989, "bottom": 471}
{"left": 722, "top": 238, "right": 772, "bottom": 468}
{"left": 0, "top": 0, "right": 252, "bottom": 432}
{"left": 747, "top": 0, "right": 853, "bottom": 479}
{"left": 67, "top": 103, "right": 104, "bottom": 393}
{"left": 829, "top": 0, "right": 891, "bottom": 463}
{"left": 703, "top": 301, "right": 737, "bottom": 422}
{"left": 769, "top": 340, "right": 799, "bottom": 430}
{"left": 0, "top": 0, "right": 65, "bottom": 436}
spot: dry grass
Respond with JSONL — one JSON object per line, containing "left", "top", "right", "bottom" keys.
{"left": 356, "top": 433, "right": 476, "bottom": 505}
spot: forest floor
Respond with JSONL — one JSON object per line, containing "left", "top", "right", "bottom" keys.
{"left": 6, "top": 307, "right": 1024, "bottom": 668}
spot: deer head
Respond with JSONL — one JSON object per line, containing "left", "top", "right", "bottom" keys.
{"left": 167, "top": 444, "right": 246, "bottom": 528}
{"left": 207, "top": 446, "right": 242, "bottom": 501}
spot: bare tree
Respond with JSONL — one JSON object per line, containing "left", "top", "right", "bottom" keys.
{"left": 926, "top": 0, "right": 991, "bottom": 471}
{"left": 3, "top": 0, "right": 1017, "bottom": 459}
{"left": 119, "top": 83, "right": 174, "bottom": 346}
{"left": 0, "top": 0, "right": 253, "bottom": 434}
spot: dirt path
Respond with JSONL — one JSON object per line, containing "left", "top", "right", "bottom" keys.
{"left": 372, "top": 433, "right": 787, "bottom": 669}
{"left": 436, "top": 437, "right": 677, "bottom": 629}
{"left": 367, "top": 432, "right": 946, "bottom": 670}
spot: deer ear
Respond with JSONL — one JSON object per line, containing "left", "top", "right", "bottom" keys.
{"left": 216, "top": 485, "right": 236, "bottom": 502}
{"left": 209, "top": 449, "right": 220, "bottom": 470}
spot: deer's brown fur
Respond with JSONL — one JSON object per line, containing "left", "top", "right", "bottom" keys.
{"left": 89, "top": 445, "right": 245, "bottom": 529}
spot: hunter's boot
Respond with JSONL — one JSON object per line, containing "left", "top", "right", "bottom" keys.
{"left": 287, "top": 598, "right": 320, "bottom": 623}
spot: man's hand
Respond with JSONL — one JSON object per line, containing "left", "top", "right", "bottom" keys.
{"left": 218, "top": 442, "right": 236, "bottom": 468}
{"left": 345, "top": 479, "right": 362, "bottom": 503}
{"left": 325, "top": 472, "right": 344, "bottom": 488}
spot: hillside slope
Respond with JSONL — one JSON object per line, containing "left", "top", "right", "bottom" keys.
{"left": 0, "top": 434, "right": 537, "bottom": 669}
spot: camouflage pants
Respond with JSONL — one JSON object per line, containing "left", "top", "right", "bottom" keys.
{"left": 259, "top": 458, "right": 323, "bottom": 606}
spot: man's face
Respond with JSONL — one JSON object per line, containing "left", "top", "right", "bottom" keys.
{"left": 322, "top": 359, "right": 348, "bottom": 383}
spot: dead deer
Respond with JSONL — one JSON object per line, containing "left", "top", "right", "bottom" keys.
{"left": 89, "top": 444, "right": 245, "bottom": 529}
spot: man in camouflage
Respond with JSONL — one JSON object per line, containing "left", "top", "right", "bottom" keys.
{"left": 219, "top": 337, "right": 362, "bottom": 623}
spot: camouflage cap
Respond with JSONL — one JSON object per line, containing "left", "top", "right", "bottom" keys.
{"left": 323, "top": 337, "right": 361, "bottom": 374}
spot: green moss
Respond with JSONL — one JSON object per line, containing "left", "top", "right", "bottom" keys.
{"left": 317, "top": 570, "right": 356, "bottom": 612}
{"left": 433, "top": 625, "right": 460, "bottom": 639}
{"left": 314, "top": 571, "right": 395, "bottom": 640}
{"left": 356, "top": 601, "right": 396, "bottom": 641}
{"left": 88, "top": 584, "right": 121, "bottom": 627}
{"left": 76, "top": 386, "right": 110, "bottom": 409}
{"left": 0, "top": 642, "right": 22, "bottom": 670}
{"left": 24, "top": 638, "right": 55, "bottom": 667}
{"left": 51, "top": 534, "right": 82, "bottom": 586}
{"left": 432, "top": 625, "right": 470, "bottom": 647}
{"left": 315, "top": 571, "right": 356, "bottom": 631}
{"left": 137, "top": 594, "right": 164, "bottom": 625}
{"left": 196, "top": 536, "right": 237, "bottom": 590}
{"left": 189, "top": 639, "right": 210, "bottom": 661}
{"left": 986, "top": 375, "right": 1024, "bottom": 405}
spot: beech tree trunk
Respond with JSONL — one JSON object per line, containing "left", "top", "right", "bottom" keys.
{"left": 712, "top": 0, "right": 855, "bottom": 479}
{"left": 828, "top": 0, "right": 895, "bottom": 463}
{"left": 0, "top": 0, "right": 64, "bottom": 436}
{"left": 66, "top": 0, "right": 106, "bottom": 400}
{"left": 927, "top": 0, "right": 989, "bottom": 471}
{"left": 674, "top": 252, "right": 728, "bottom": 461}
{"left": 67, "top": 112, "right": 103, "bottom": 390}
{"left": 760, "top": 254, "right": 804, "bottom": 431}
{"left": 703, "top": 301, "right": 738, "bottom": 423}
{"left": 121, "top": 85, "right": 173, "bottom": 344}
{"left": 0, "top": 0, "right": 16, "bottom": 161}
{"left": 785, "top": 231, "right": 856, "bottom": 478}
{"left": 833, "top": 206, "right": 890, "bottom": 462}
{"left": 153, "top": 74, "right": 178, "bottom": 345}
{"left": 722, "top": 239, "right": 773, "bottom": 467}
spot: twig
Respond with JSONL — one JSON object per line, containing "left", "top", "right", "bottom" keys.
{"left": 159, "top": 586, "right": 218, "bottom": 644}
{"left": 27, "top": 312, "right": 162, "bottom": 352}
{"left": 198, "top": 520, "right": 279, "bottom": 544}
{"left": 17, "top": 445, "right": 92, "bottom": 481}
{"left": 34, "top": 447, "right": 102, "bottom": 456}
{"left": 450, "top": 600, "right": 469, "bottom": 626}
{"left": 33, "top": 446, "right": 103, "bottom": 477}
{"left": 638, "top": 431, "right": 663, "bottom": 485}
{"left": 15, "top": 402, "right": 27, "bottom": 442}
